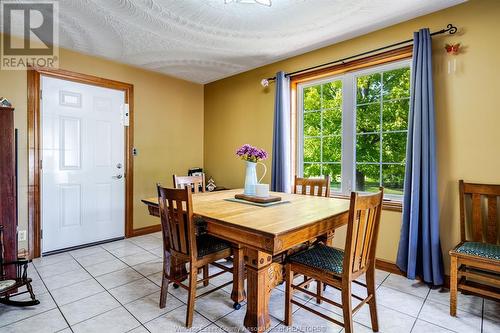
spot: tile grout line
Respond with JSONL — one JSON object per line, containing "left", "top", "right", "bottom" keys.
{"left": 30, "top": 261, "right": 75, "bottom": 333}
{"left": 480, "top": 298, "right": 484, "bottom": 333}
{"left": 12, "top": 239, "right": 488, "bottom": 333}
{"left": 99, "top": 240, "right": 201, "bottom": 332}
{"left": 69, "top": 245, "right": 155, "bottom": 332}
{"left": 408, "top": 282, "right": 431, "bottom": 332}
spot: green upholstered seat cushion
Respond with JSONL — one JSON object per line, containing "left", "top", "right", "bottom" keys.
{"left": 0, "top": 280, "right": 16, "bottom": 292}
{"left": 289, "top": 244, "right": 344, "bottom": 275}
{"left": 455, "top": 242, "right": 500, "bottom": 261}
{"left": 196, "top": 234, "right": 231, "bottom": 259}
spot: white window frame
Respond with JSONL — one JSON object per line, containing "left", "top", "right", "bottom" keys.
{"left": 297, "top": 59, "right": 412, "bottom": 200}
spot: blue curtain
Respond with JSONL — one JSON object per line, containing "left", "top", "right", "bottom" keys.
{"left": 396, "top": 29, "right": 444, "bottom": 286}
{"left": 271, "top": 71, "right": 291, "bottom": 192}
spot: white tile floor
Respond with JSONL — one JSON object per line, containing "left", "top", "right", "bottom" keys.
{"left": 0, "top": 232, "right": 498, "bottom": 333}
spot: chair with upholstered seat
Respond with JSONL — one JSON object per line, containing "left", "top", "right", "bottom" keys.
{"left": 284, "top": 188, "right": 384, "bottom": 333}
{"left": 173, "top": 174, "right": 206, "bottom": 193}
{"left": 292, "top": 175, "right": 331, "bottom": 197}
{"left": 157, "top": 184, "right": 234, "bottom": 328}
{"left": 449, "top": 180, "right": 500, "bottom": 316}
{"left": 0, "top": 226, "right": 40, "bottom": 307}
{"left": 291, "top": 175, "right": 331, "bottom": 298}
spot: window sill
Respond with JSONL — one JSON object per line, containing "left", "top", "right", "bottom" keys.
{"left": 329, "top": 194, "right": 403, "bottom": 212}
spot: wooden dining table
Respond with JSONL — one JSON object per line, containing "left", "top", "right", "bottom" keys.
{"left": 141, "top": 189, "right": 350, "bottom": 332}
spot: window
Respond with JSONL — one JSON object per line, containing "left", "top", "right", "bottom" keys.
{"left": 297, "top": 61, "right": 411, "bottom": 199}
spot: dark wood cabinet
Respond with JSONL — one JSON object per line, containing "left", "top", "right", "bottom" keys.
{"left": 0, "top": 106, "right": 17, "bottom": 278}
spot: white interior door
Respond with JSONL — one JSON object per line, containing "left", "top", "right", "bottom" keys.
{"left": 41, "top": 76, "right": 126, "bottom": 253}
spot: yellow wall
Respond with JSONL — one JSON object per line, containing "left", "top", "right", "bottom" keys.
{"left": 0, "top": 39, "right": 204, "bottom": 251}
{"left": 204, "top": 0, "right": 500, "bottom": 271}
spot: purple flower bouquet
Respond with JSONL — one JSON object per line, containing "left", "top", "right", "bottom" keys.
{"left": 236, "top": 144, "right": 268, "bottom": 163}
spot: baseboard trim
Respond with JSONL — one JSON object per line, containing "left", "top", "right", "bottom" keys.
{"left": 375, "top": 258, "right": 405, "bottom": 276}
{"left": 375, "top": 259, "right": 453, "bottom": 288}
{"left": 131, "top": 224, "right": 161, "bottom": 237}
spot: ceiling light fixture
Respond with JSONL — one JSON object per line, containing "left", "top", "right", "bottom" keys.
{"left": 224, "top": 0, "right": 272, "bottom": 7}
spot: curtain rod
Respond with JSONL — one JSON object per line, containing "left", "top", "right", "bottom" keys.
{"left": 263, "top": 24, "right": 457, "bottom": 83}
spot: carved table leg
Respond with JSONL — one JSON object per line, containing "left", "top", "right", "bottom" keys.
{"left": 231, "top": 244, "right": 246, "bottom": 310}
{"left": 244, "top": 249, "right": 283, "bottom": 332}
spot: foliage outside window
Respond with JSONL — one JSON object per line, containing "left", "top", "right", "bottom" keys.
{"left": 298, "top": 61, "right": 411, "bottom": 198}
{"left": 303, "top": 80, "right": 343, "bottom": 190}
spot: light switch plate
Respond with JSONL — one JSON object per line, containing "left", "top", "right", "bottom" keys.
{"left": 18, "top": 230, "right": 27, "bottom": 242}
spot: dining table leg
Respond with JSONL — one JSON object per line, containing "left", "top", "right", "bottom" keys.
{"left": 231, "top": 244, "right": 246, "bottom": 310}
{"left": 244, "top": 249, "right": 282, "bottom": 332}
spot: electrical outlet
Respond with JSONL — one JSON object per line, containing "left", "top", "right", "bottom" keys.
{"left": 18, "top": 230, "right": 27, "bottom": 242}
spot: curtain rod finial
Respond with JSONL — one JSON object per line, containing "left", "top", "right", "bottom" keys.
{"left": 261, "top": 78, "right": 270, "bottom": 87}
{"left": 447, "top": 24, "right": 458, "bottom": 35}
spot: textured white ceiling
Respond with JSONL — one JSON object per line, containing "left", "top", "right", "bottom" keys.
{"left": 6, "top": 0, "right": 465, "bottom": 83}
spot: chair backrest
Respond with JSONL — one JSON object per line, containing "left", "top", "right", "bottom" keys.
{"left": 343, "top": 188, "right": 384, "bottom": 279}
{"left": 293, "top": 175, "right": 331, "bottom": 197}
{"left": 173, "top": 174, "right": 206, "bottom": 193}
{"left": 157, "top": 185, "right": 197, "bottom": 260}
{"left": 459, "top": 180, "right": 500, "bottom": 244}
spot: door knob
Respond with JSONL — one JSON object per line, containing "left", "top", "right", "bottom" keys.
{"left": 113, "top": 174, "right": 123, "bottom": 179}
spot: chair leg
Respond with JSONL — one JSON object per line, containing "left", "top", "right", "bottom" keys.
{"left": 159, "top": 255, "right": 171, "bottom": 309}
{"left": 186, "top": 266, "right": 198, "bottom": 328}
{"left": 450, "top": 256, "right": 458, "bottom": 317}
{"left": 26, "top": 281, "right": 37, "bottom": 302}
{"left": 203, "top": 265, "right": 209, "bottom": 287}
{"left": 285, "top": 264, "right": 293, "bottom": 326}
{"left": 341, "top": 281, "right": 353, "bottom": 333}
{"left": 366, "top": 267, "right": 379, "bottom": 332}
{"left": 316, "top": 281, "right": 323, "bottom": 304}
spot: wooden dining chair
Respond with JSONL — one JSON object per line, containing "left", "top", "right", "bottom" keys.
{"left": 157, "top": 185, "right": 234, "bottom": 328}
{"left": 173, "top": 174, "right": 206, "bottom": 193}
{"left": 291, "top": 175, "right": 331, "bottom": 295}
{"left": 449, "top": 180, "right": 500, "bottom": 316}
{"left": 284, "top": 188, "right": 384, "bottom": 333}
{"left": 173, "top": 174, "right": 210, "bottom": 280}
{"left": 293, "top": 175, "right": 331, "bottom": 197}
